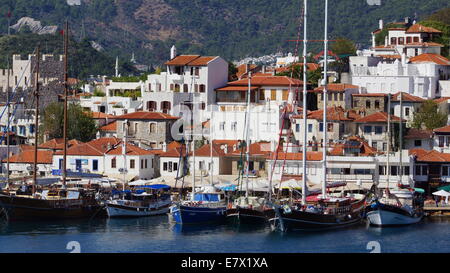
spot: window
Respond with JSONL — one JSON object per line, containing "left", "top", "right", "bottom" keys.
{"left": 398, "top": 37, "right": 404, "bottom": 45}
{"left": 199, "top": 84, "right": 206, "bottom": 93}
{"left": 415, "top": 165, "right": 421, "bottom": 176}
{"left": 364, "top": 126, "right": 372, "bottom": 134}
{"left": 282, "top": 90, "right": 289, "bottom": 101}
{"left": 339, "top": 93, "right": 343, "bottom": 101}
{"left": 372, "top": 141, "right": 378, "bottom": 149}
{"left": 140, "top": 160, "right": 144, "bottom": 169}
{"left": 366, "top": 100, "right": 371, "bottom": 108}
{"left": 375, "top": 100, "right": 380, "bottom": 109}
{"left": 308, "top": 124, "right": 312, "bottom": 133}
{"left": 382, "top": 143, "right": 387, "bottom": 151}
{"left": 422, "top": 165, "right": 428, "bottom": 175}
{"left": 168, "top": 161, "right": 173, "bottom": 172}
{"left": 200, "top": 102, "right": 206, "bottom": 110}
{"left": 391, "top": 37, "right": 397, "bottom": 45}
{"left": 413, "top": 37, "right": 419, "bottom": 43}
{"left": 220, "top": 122, "right": 225, "bottom": 130}
{"left": 353, "top": 100, "right": 359, "bottom": 107}
{"left": 170, "top": 84, "right": 174, "bottom": 91}
{"left": 130, "top": 159, "right": 135, "bottom": 169}
{"left": 231, "top": 122, "right": 237, "bottom": 131}
{"left": 174, "top": 162, "right": 178, "bottom": 171}
{"left": 327, "top": 123, "right": 333, "bottom": 132}
{"left": 29, "top": 124, "right": 35, "bottom": 134}
{"left": 163, "top": 162, "right": 168, "bottom": 171}
{"left": 334, "top": 93, "right": 338, "bottom": 101}
{"left": 183, "top": 84, "right": 188, "bottom": 93}
{"left": 391, "top": 166, "right": 398, "bottom": 176}
{"left": 271, "top": 90, "right": 277, "bottom": 100}
{"left": 404, "top": 166, "right": 410, "bottom": 175}
{"left": 296, "top": 124, "right": 300, "bottom": 132}
{"left": 405, "top": 107, "right": 410, "bottom": 117}
{"left": 375, "top": 126, "right": 383, "bottom": 135}
{"left": 111, "top": 158, "right": 116, "bottom": 168}
{"left": 149, "top": 123, "right": 157, "bottom": 133}
{"left": 145, "top": 159, "right": 148, "bottom": 169}
{"left": 195, "top": 67, "right": 200, "bottom": 76}
{"left": 406, "top": 37, "right": 411, "bottom": 44}
{"left": 414, "top": 140, "right": 422, "bottom": 147}
{"left": 319, "top": 122, "right": 324, "bottom": 132}
{"left": 259, "top": 90, "right": 265, "bottom": 101}
{"left": 439, "top": 136, "right": 445, "bottom": 147}
{"left": 93, "top": 160, "right": 98, "bottom": 171}
{"left": 19, "top": 126, "right": 25, "bottom": 135}
{"left": 443, "top": 166, "right": 449, "bottom": 176}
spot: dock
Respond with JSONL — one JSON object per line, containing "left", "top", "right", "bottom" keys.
{"left": 424, "top": 205, "right": 450, "bottom": 216}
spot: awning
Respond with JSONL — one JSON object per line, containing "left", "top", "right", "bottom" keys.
{"left": 438, "top": 185, "right": 450, "bottom": 192}
{"left": 432, "top": 190, "right": 450, "bottom": 197}
{"left": 135, "top": 184, "right": 171, "bottom": 190}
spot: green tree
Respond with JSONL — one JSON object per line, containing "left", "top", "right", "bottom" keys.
{"left": 411, "top": 100, "right": 448, "bottom": 130}
{"left": 329, "top": 37, "right": 356, "bottom": 76}
{"left": 40, "top": 102, "right": 98, "bottom": 142}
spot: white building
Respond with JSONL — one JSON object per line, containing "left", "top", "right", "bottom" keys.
{"left": 142, "top": 47, "right": 228, "bottom": 122}
{"left": 51, "top": 137, "right": 157, "bottom": 181}
{"left": 351, "top": 21, "right": 450, "bottom": 99}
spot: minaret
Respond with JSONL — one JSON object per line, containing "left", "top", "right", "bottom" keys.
{"left": 130, "top": 52, "right": 136, "bottom": 64}
{"left": 115, "top": 56, "right": 119, "bottom": 77}
{"left": 170, "top": 45, "right": 177, "bottom": 59}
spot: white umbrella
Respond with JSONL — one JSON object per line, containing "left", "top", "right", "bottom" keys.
{"left": 433, "top": 190, "right": 450, "bottom": 204}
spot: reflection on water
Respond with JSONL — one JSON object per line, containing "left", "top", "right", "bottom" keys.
{"left": 0, "top": 216, "right": 450, "bottom": 252}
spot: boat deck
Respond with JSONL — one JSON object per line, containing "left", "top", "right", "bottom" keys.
{"left": 424, "top": 205, "right": 450, "bottom": 216}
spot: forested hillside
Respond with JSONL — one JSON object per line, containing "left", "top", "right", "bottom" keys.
{"left": 0, "top": 0, "right": 449, "bottom": 73}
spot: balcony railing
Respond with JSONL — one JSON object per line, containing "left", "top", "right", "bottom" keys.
{"left": 327, "top": 174, "right": 373, "bottom": 181}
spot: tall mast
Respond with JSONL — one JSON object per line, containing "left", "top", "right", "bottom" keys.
{"left": 386, "top": 95, "right": 391, "bottom": 190}
{"left": 6, "top": 56, "right": 10, "bottom": 188}
{"left": 32, "top": 46, "right": 40, "bottom": 195}
{"left": 209, "top": 108, "right": 214, "bottom": 185}
{"left": 399, "top": 92, "right": 403, "bottom": 186}
{"left": 321, "top": 0, "right": 329, "bottom": 198}
{"left": 301, "top": 0, "right": 308, "bottom": 205}
{"left": 245, "top": 67, "right": 252, "bottom": 198}
{"left": 62, "top": 21, "right": 69, "bottom": 188}
{"left": 123, "top": 120, "right": 127, "bottom": 192}
{"left": 191, "top": 96, "right": 196, "bottom": 199}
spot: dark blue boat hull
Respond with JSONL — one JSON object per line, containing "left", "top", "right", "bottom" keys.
{"left": 171, "top": 205, "right": 226, "bottom": 224}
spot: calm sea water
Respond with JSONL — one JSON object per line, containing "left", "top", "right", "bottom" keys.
{"left": 0, "top": 216, "right": 449, "bottom": 253}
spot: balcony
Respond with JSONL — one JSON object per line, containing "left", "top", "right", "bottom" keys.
{"left": 328, "top": 174, "right": 373, "bottom": 181}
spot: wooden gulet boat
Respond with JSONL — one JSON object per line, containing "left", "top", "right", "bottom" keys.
{"left": 0, "top": 23, "right": 105, "bottom": 221}
{"left": 266, "top": 0, "right": 367, "bottom": 232}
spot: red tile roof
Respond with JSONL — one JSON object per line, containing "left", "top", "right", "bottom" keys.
{"left": 406, "top": 24, "right": 442, "bottom": 34}
{"left": 2, "top": 150, "right": 53, "bottom": 164}
{"left": 329, "top": 136, "right": 378, "bottom": 156}
{"left": 159, "top": 145, "right": 188, "bottom": 158}
{"left": 227, "top": 142, "right": 272, "bottom": 157}
{"left": 100, "top": 121, "right": 117, "bottom": 132}
{"left": 54, "top": 137, "right": 120, "bottom": 156}
{"left": 165, "top": 55, "right": 217, "bottom": 66}
{"left": 314, "top": 83, "right": 359, "bottom": 92}
{"left": 189, "top": 143, "right": 228, "bottom": 157}
{"left": 275, "top": 63, "right": 320, "bottom": 74}
{"left": 216, "top": 86, "right": 259, "bottom": 92}
{"left": 409, "top": 149, "right": 450, "bottom": 162}
{"left": 434, "top": 97, "right": 450, "bottom": 104}
{"left": 228, "top": 76, "right": 303, "bottom": 87}
{"left": 391, "top": 92, "right": 425, "bottom": 102}
{"left": 354, "top": 112, "right": 403, "bottom": 123}
{"left": 409, "top": 53, "right": 450, "bottom": 66}
{"left": 105, "top": 143, "right": 155, "bottom": 156}
{"left": 293, "top": 106, "right": 361, "bottom": 121}
{"left": 269, "top": 151, "right": 323, "bottom": 161}
{"left": 352, "top": 93, "right": 387, "bottom": 97}
{"left": 114, "top": 111, "right": 179, "bottom": 120}
{"left": 405, "top": 42, "right": 443, "bottom": 47}
{"left": 404, "top": 128, "right": 433, "bottom": 139}
{"left": 434, "top": 125, "right": 450, "bottom": 133}
{"left": 89, "top": 112, "right": 116, "bottom": 119}
{"left": 39, "top": 138, "right": 83, "bottom": 150}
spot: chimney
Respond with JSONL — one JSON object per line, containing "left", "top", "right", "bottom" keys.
{"left": 246, "top": 63, "right": 251, "bottom": 74}
{"left": 107, "top": 142, "right": 111, "bottom": 150}
{"left": 170, "top": 45, "right": 177, "bottom": 60}
{"left": 401, "top": 53, "right": 406, "bottom": 65}
{"left": 379, "top": 19, "right": 384, "bottom": 30}
{"left": 162, "top": 142, "right": 167, "bottom": 152}
{"left": 384, "top": 36, "right": 388, "bottom": 47}
{"left": 404, "top": 17, "right": 410, "bottom": 24}
{"left": 262, "top": 65, "right": 266, "bottom": 74}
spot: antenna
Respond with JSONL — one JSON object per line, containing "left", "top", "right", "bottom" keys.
{"left": 322, "top": 0, "right": 329, "bottom": 199}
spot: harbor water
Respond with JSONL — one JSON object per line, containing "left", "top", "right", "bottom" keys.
{"left": 1, "top": 216, "right": 450, "bottom": 253}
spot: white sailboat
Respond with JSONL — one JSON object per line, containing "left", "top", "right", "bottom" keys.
{"left": 366, "top": 92, "right": 425, "bottom": 226}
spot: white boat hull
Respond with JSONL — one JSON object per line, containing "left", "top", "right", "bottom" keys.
{"left": 367, "top": 209, "right": 422, "bottom": 226}
{"left": 106, "top": 199, "right": 171, "bottom": 218}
